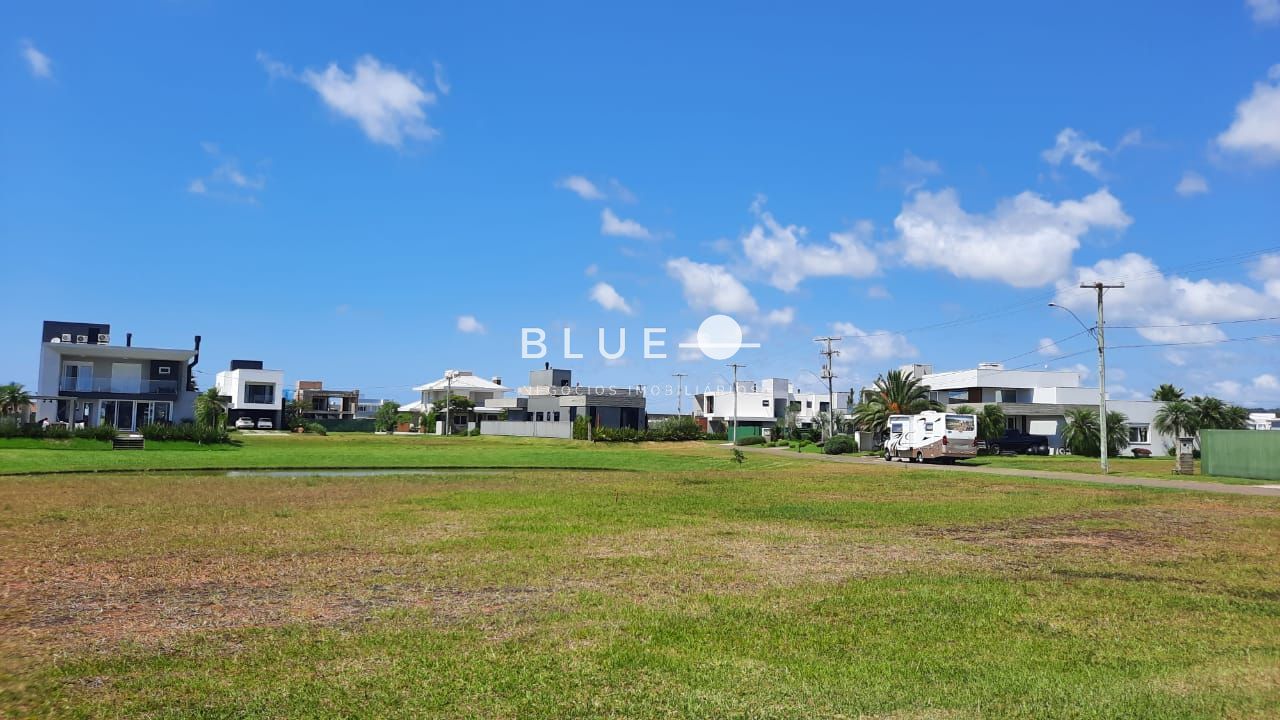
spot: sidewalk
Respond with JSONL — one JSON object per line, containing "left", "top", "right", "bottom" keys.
{"left": 748, "top": 447, "right": 1280, "bottom": 497}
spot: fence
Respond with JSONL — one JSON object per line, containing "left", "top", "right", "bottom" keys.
{"left": 1201, "top": 430, "right": 1280, "bottom": 481}
{"left": 481, "top": 421, "right": 574, "bottom": 439}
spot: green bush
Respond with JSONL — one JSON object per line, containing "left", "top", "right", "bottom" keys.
{"left": 705, "top": 430, "right": 727, "bottom": 441}
{"left": 43, "top": 425, "right": 72, "bottom": 439}
{"left": 647, "top": 416, "right": 705, "bottom": 441}
{"left": 305, "top": 422, "right": 328, "bottom": 436}
{"left": 468, "top": 428, "right": 481, "bottom": 436}
{"left": 75, "top": 424, "right": 117, "bottom": 441}
{"left": 140, "top": 422, "right": 230, "bottom": 444}
{"left": 594, "top": 426, "right": 646, "bottom": 442}
{"left": 734, "top": 435, "right": 766, "bottom": 446}
{"left": 309, "top": 418, "right": 375, "bottom": 433}
{"left": 572, "top": 415, "right": 589, "bottom": 440}
{"left": 824, "top": 435, "right": 856, "bottom": 455}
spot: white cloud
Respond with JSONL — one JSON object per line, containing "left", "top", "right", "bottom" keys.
{"left": 867, "top": 285, "right": 892, "bottom": 300}
{"left": 20, "top": 40, "right": 52, "bottom": 79}
{"left": 1037, "top": 337, "right": 1061, "bottom": 357}
{"left": 1217, "top": 64, "right": 1280, "bottom": 163}
{"left": 557, "top": 175, "right": 605, "bottom": 200}
{"left": 433, "top": 61, "right": 451, "bottom": 95}
{"left": 456, "top": 315, "right": 485, "bottom": 334}
{"left": 1042, "top": 128, "right": 1107, "bottom": 177}
{"left": 894, "top": 187, "right": 1131, "bottom": 287}
{"left": 741, "top": 200, "right": 878, "bottom": 291}
{"left": 1254, "top": 373, "right": 1280, "bottom": 391}
{"left": 832, "top": 322, "right": 918, "bottom": 360}
{"left": 188, "top": 143, "right": 266, "bottom": 201}
{"left": 1211, "top": 380, "right": 1243, "bottom": 398}
{"left": 1252, "top": 253, "right": 1280, "bottom": 299}
{"left": 589, "top": 282, "right": 633, "bottom": 314}
{"left": 1175, "top": 171, "right": 1210, "bottom": 197}
{"left": 1116, "top": 129, "right": 1144, "bottom": 151}
{"left": 665, "top": 257, "right": 758, "bottom": 315}
{"left": 1055, "top": 252, "right": 1280, "bottom": 343}
{"left": 881, "top": 150, "right": 942, "bottom": 192}
{"left": 762, "top": 307, "right": 795, "bottom": 327}
{"left": 601, "top": 208, "right": 652, "bottom": 239}
{"left": 1247, "top": 0, "right": 1280, "bottom": 24}
{"left": 260, "top": 53, "right": 439, "bottom": 147}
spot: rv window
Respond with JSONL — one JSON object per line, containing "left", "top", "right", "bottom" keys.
{"left": 945, "top": 415, "right": 976, "bottom": 432}
{"left": 924, "top": 421, "right": 934, "bottom": 432}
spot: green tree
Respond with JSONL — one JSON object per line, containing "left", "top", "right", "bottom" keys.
{"left": 0, "top": 382, "right": 33, "bottom": 420}
{"left": 1153, "top": 400, "right": 1197, "bottom": 441}
{"left": 1151, "top": 384, "right": 1185, "bottom": 401}
{"left": 195, "top": 388, "right": 226, "bottom": 429}
{"left": 374, "top": 401, "right": 401, "bottom": 433}
{"left": 284, "top": 395, "right": 308, "bottom": 430}
{"left": 1191, "top": 396, "right": 1248, "bottom": 431}
{"left": 850, "top": 370, "right": 941, "bottom": 435}
{"left": 1061, "top": 407, "right": 1130, "bottom": 457}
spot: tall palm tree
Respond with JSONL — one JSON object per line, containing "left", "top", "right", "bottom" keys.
{"left": 1062, "top": 407, "right": 1130, "bottom": 457}
{"left": 1151, "top": 384, "right": 1185, "bottom": 401}
{"left": 1190, "top": 396, "right": 1238, "bottom": 431}
{"left": 0, "top": 383, "right": 33, "bottom": 420}
{"left": 851, "top": 369, "right": 941, "bottom": 434}
{"left": 1153, "top": 400, "right": 1197, "bottom": 441}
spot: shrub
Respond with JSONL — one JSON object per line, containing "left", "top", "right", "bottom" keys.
{"left": 140, "top": 422, "right": 229, "bottom": 444}
{"left": 647, "top": 416, "right": 705, "bottom": 441}
{"left": 824, "top": 435, "right": 856, "bottom": 455}
{"left": 572, "top": 415, "right": 589, "bottom": 440}
{"left": 595, "top": 426, "right": 646, "bottom": 442}
{"left": 468, "top": 428, "right": 481, "bottom": 436}
{"left": 0, "top": 418, "right": 21, "bottom": 438}
{"left": 43, "top": 425, "right": 72, "bottom": 439}
{"left": 305, "top": 422, "right": 328, "bottom": 436}
{"left": 734, "top": 435, "right": 766, "bottom": 446}
{"left": 75, "top": 424, "right": 117, "bottom": 441}
{"left": 705, "top": 430, "right": 727, "bottom": 441}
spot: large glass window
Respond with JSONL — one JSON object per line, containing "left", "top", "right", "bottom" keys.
{"left": 244, "top": 383, "right": 275, "bottom": 404}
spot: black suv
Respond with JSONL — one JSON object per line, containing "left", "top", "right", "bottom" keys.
{"left": 985, "top": 429, "right": 1050, "bottom": 455}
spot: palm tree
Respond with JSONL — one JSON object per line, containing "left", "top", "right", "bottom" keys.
{"left": 1189, "top": 396, "right": 1246, "bottom": 431}
{"left": 1061, "top": 407, "right": 1130, "bottom": 457}
{"left": 851, "top": 369, "right": 941, "bottom": 434}
{"left": 0, "top": 383, "right": 33, "bottom": 420}
{"left": 1151, "top": 384, "right": 1184, "bottom": 401}
{"left": 195, "top": 388, "right": 226, "bottom": 428}
{"left": 1153, "top": 400, "right": 1197, "bottom": 441}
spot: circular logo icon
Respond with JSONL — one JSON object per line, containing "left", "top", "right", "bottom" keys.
{"left": 696, "top": 314, "right": 745, "bottom": 360}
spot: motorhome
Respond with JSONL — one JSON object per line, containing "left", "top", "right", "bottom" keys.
{"left": 884, "top": 410, "right": 978, "bottom": 463}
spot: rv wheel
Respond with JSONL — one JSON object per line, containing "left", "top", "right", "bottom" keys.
{"left": 915, "top": 451, "right": 924, "bottom": 463}
{"left": 884, "top": 450, "right": 892, "bottom": 461}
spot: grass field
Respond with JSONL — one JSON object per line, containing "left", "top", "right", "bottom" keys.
{"left": 0, "top": 432, "right": 810, "bottom": 476}
{"left": 1, "top": 436, "right": 1278, "bottom": 718}
{"left": 952, "top": 453, "right": 1259, "bottom": 483}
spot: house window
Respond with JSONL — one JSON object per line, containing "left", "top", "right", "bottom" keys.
{"left": 947, "top": 390, "right": 969, "bottom": 403}
{"left": 706, "top": 396, "right": 714, "bottom": 413}
{"left": 1128, "top": 424, "right": 1149, "bottom": 443}
{"left": 553, "top": 412, "right": 561, "bottom": 422}
{"left": 820, "top": 402, "right": 829, "bottom": 412}
{"left": 157, "top": 366, "right": 171, "bottom": 375}
{"left": 762, "top": 400, "right": 770, "bottom": 407}
{"left": 806, "top": 401, "right": 812, "bottom": 408}
{"left": 244, "top": 384, "right": 275, "bottom": 404}
{"left": 535, "top": 412, "right": 544, "bottom": 421}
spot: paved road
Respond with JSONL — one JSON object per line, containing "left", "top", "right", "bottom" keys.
{"left": 748, "top": 447, "right": 1280, "bottom": 497}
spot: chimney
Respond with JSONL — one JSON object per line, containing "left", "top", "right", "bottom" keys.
{"left": 186, "top": 335, "right": 201, "bottom": 392}
{"left": 491, "top": 376, "right": 502, "bottom": 386}
{"left": 545, "top": 362, "right": 550, "bottom": 370}
{"left": 126, "top": 333, "right": 132, "bottom": 347}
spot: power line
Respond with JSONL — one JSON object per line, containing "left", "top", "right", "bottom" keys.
{"left": 1110, "top": 315, "right": 1280, "bottom": 329}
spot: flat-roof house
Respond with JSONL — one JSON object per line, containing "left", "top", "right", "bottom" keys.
{"left": 907, "top": 362, "right": 1173, "bottom": 455}
{"left": 295, "top": 380, "right": 359, "bottom": 420}
{"left": 480, "top": 364, "right": 647, "bottom": 438}
{"left": 693, "top": 378, "right": 848, "bottom": 439}
{"left": 215, "top": 360, "right": 284, "bottom": 428}
{"left": 34, "top": 320, "right": 201, "bottom": 431}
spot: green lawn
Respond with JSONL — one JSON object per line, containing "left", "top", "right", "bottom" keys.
{"left": 1, "top": 437, "right": 1277, "bottom": 718}
{"left": 955, "top": 453, "right": 1265, "bottom": 485}
{"left": 0, "top": 432, "right": 814, "bottom": 476}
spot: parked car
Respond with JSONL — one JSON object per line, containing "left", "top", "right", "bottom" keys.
{"left": 256, "top": 418, "right": 274, "bottom": 430}
{"left": 234, "top": 417, "right": 255, "bottom": 430}
{"left": 986, "top": 429, "right": 1050, "bottom": 455}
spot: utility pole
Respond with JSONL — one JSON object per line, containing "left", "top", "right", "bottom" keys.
{"left": 443, "top": 370, "right": 457, "bottom": 437}
{"left": 672, "top": 372, "right": 687, "bottom": 415}
{"left": 815, "top": 336, "right": 842, "bottom": 441}
{"left": 727, "top": 363, "right": 746, "bottom": 442}
{"left": 1082, "top": 282, "right": 1124, "bottom": 474}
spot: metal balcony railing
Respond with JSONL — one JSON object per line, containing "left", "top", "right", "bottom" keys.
{"left": 58, "top": 378, "right": 179, "bottom": 394}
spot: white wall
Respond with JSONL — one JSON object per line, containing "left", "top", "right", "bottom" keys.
{"left": 481, "top": 421, "right": 574, "bottom": 438}
{"left": 216, "top": 368, "right": 284, "bottom": 410}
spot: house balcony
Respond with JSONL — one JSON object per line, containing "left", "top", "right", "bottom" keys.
{"left": 58, "top": 378, "right": 179, "bottom": 395}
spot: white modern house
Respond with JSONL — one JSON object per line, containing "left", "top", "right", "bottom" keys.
{"left": 1248, "top": 412, "right": 1280, "bottom": 431}
{"left": 214, "top": 360, "right": 284, "bottom": 428}
{"left": 34, "top": 320, "right": 202, "bottom": 431}
{"left": 905, "top": 362, "right": 1173, "bottom": 455}
{"left": 693, "top": 377, "right": 848, "bottom": 438}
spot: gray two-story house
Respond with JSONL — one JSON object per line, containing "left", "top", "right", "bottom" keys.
{"left": 34, "top": 321, "right": 202, "bottom": 431}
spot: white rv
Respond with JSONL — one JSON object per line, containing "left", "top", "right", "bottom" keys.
{"left": 884, "top": 411, "right": 978, "bottom": 463}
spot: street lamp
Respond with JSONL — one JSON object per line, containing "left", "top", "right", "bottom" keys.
{"left": 1050, "top": 292, "right": 1121, "bottom": 474}
{"left": 443, "top": 370, "right": 459, "bottom": 437}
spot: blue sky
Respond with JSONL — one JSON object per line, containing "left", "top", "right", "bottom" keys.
{"left": 4, "top": 1, "right": 1280, "bottom": 410}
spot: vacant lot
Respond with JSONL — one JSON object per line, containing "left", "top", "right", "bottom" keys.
{"left": 1, "top": 439, "right": 1277, "bottom": 718}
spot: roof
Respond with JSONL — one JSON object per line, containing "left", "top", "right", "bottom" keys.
{"left": 398, "top": 400, "right": 427, "bottom": 413}
{"left": 414, "top": 374, "right": 510, "bottom": 392}
{"left": 44, "top": 342, "right": 194, "bottom": 362}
